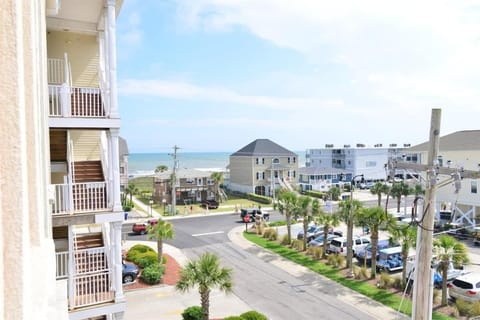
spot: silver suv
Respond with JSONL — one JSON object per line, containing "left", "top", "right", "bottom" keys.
{"left": 328, "top": 236, "right": 370, "bottom": 256}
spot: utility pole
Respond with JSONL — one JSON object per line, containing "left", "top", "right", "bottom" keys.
{"left": 170, "top": 145, "right": 179, "bottom": 215}
{"left": 412, "top": 108, "right": 441, "bottom": 320}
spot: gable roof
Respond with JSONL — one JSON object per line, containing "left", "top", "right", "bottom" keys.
{"left": 408, "top": 130, "right": 480, "bottom": 152}
{"left": 231, "top": 139, "right": 297, "bottom": 157}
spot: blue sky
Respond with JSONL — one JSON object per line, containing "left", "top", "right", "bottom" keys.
{"left": 116, "top": 0, "right": 480, "bottom": 153}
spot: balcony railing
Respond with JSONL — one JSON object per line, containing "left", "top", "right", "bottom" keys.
{"left": 56, "top": 247, "right": 114, "bottom": 309}
{"left": 49, "top": 85, "right": 106, "bottom": 118}
{"left": 52, "top": 182, "right": 109, "bottom": 215}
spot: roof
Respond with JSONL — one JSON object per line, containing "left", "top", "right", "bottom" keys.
{"left": 153, "top": 168, "right": 214, "bottom": 180}
{"left": 119, "top": 137, "right": 129, "bottom": 156}
{"left": 407, "top": 130, "right": 480, "bottom": 152}
{"left": 231, "top": 139, "right": 297, "bottom": 157}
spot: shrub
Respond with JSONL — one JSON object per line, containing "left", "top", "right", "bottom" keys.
{"left": 378, "top": 272, "right": 394, "bottom": 289}
{"left": 290, "top": 239, "right": 304, "bottom": 251}
{"left": 280, "top": 234, "right": 290, "bottom": 245}
{"left": 239, "top": 310, "right": 268, "bottom": 320}
{"left": 303, "top": 190, "right": 326, "bottom": 199}
{"left": 246, "top": 193, "right": 272, "bottom": 204}
{"left": 455, "top": 299, "right": 472, "bottom": 317}
{"left": 141, "top": 262, "right": 165, "bottom": 285}
{"left": 313, "top": 247, "right": 323, "bottom": 260}
{"left": 126, "top": 244, "right": 155, "bottom": 263}
{"left": 224, "top": 317, "right": 243, "bottom": 320}
{"left": 137, "top": 251, "right": 159, "bottom": 268}
{"left": 182, "top": 306, "right": 203, "bottom": 320}
{"left": 392, "top": 277, "right": 403, "bottom": 290}
{"left": 471, "top": 301, "right": 480, "bottom": 316}
{"left": 353, "top": 266, "right": 369, "bottom": 280}
{"left": 263, "top": 228, "right": 278, "bottom": 241}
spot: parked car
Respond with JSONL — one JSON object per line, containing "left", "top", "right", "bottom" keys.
{"left": 131, "top": 218, "right": 158, "bottom": 235}
{"left": 308, "top": 234, "right": 339, "bottom": 247}
{"left": 122, "top": 261, "right": 139, "bottom": 283}
{"left": 328, "top": 236, "right": 370, "bottom": 256}
{"left": 297, "top": 225, "right": 324, "bottom": 241}
{"left": 240, "top": 208, "right": 267, "bottom": 222}
{"left": 376, "top": 247, "right": 403, "bottom": 272}
{"left": 407, "top": 256, "right": 465, "bottom": 289}
{"left": 201, "top": 198, "right": 219, "bottom": 209}
{"left": 356, "top": 239, "right": 400, "bottom": 266}
{"left": 448, "top": 273, "right": 480, "bottom": 302}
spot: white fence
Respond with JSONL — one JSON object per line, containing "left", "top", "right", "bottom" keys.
{"left": 51, "top": 182, "right": 108, "bottom": 215}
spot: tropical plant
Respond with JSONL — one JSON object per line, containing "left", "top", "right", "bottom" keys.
{"left": 328, "top": 186, "right": 341, "bottom": 201}
{"left": 126, "top": 183, "right": 136, "bottom": 203}
{"left": 176, "top": 252, "right": 233, "bottom": 320}
{"left": 141, "top": 262, "right": 165, "bottom": 284}
{"left": 182, "top": 306, "right": 203, "bottom": 320}
{"left": 148, "top": 219, "right": 174, "bottom": 264}
{"left": 388, "top": 223, "right": 417, "bottom": 285}
{"left": 295, "top": 196, "right": 321, "bottom": 250}
{"left": 155, "top": 164, "right": 169, "bottom": 173}
{"left": 316, "top": 211, "right": 341, "bottom": 258}
{"left": 433, "top": 235, "right": 469, "bottom": 306}
{"left": 210, "top": 171, "right": 224, "bottom": 201}
{"left": 337, "top": 198, "right": 363, "bottom": 270}
{"left": 370, "top": 182, "right": 390, "bottom": 207}
{"left": 356, "top": 206, "right": 393, "bottom": 278}
{"left": 389, "top": 181, "right": 411, "bottom": 213}
{"left": 275, "top": 190, "right": 298, "bottom": 244}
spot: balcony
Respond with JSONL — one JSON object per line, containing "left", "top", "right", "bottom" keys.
{"left": 52, "top": 182, "right": 109, "bottom": 215}
{"left": 56, "top": 247, "right": 114, "bottom": 310}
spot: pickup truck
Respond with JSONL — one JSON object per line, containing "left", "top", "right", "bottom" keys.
{"left": 406, "top": 256, "right": 465, "bottom": 288}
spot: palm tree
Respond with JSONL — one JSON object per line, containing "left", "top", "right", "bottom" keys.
{"left": 148, "top": 219, "right": 174, "bottom": 263}
{"left": 388, "top": 223, "right": 416, "bottom": 285}
{"left": 328, "top": 186, "right": 341, "bottom": 201}
{"left": 176, "top": 252, "right": 233, "bottom": 320}
{"left": 126, "top": 183, "right": 136, "bottom": 203}
{"left": 390, "top": 182, "right": 410, "bottom": 213}
{"left": 155, "top": 165, "right": 168, "bottom": 173}
{"left": 356, "top": 206, "right": 392, "bottom": 278}
{"left": 370, "top": 182, "right": 390, "bottom": 207}
{"left": 295, "top": 196, "right": 320, "bottom": 250}
{"left": 210, "top": 171, "right": 224, "bottom": 201}
{"left": 317, "top": 211, "right": 341, "bottom": 258}
{"left": 433, "top": 235, "right": 469, "bottom": 306}
{"left": 338, "top": 198, "right": 363, "bottom": 270}
{"left": 275, "top": 190, "right": 298, "bottom": 244}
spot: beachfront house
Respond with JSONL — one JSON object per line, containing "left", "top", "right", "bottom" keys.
{"left": 403, "top": 130, "right": 480, "bottom": 228}
{"left": 2, "top": 0, "right": 127, "bottom": 318}
{"left": 227, "top": 139, "right": 298, "bottom": 197}
{"left": 152, "top": 169, "right": 219, "bottom": 210}
{"left": 119, "top": 137, "right": 129, "bottom": 193}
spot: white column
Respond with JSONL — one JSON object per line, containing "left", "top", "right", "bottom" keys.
{"left": 106, "top": 0, "right": 119, "bottom": 118}
{"left": 111, "top": 221, "right": 125, "bottom": 302}
{"left": 109, "top": 128, "right": 122, "bottom": 212}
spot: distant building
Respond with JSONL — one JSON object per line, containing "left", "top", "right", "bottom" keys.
{"left": 228, "top": 139, "right": 298, "bottom": 196}
{"left": 304, "top": 143, "right": 409, "bottom": 188}
{"left": 405, "top": 130, "right": 480, "bottom": 227}
{"left": 152, "top": 169, "right": 219, "bottom": 208}
{"left": 119, "top": 137, "right": 129, "bottom": 192}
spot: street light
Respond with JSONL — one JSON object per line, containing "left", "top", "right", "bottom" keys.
{"left": 149, "top": 199, "right": 153, "bottom": 217}
{"left": 347, "top": 174, "right": 364, "bottom": 278}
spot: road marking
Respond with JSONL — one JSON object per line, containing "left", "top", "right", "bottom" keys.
{"left": 192, "top": 231, "right": 224, "bottom": 237}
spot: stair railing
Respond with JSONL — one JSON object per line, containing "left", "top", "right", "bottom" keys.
{"left": 67, "top": 134, "right": 75, "bottom": 213}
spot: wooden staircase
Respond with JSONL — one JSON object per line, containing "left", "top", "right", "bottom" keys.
{"left": 73, "top": 161, "right": 104, "bottom": 182}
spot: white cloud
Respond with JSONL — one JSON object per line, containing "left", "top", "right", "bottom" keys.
{"left": 173, "top": 0, "right": 480, "bottom": 112}
{"left": 119, "top": 78, "right": 344, "bottom": 110}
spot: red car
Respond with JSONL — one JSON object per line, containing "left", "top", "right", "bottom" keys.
{"left": 131, "top": 218, "right": 158, "bottom": 235}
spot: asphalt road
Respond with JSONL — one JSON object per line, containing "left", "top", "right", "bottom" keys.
{"left": 125, "top": 212, "right": 397, "bottom": 319}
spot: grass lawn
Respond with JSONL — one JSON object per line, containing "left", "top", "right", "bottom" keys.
{"left": 244, "top": 232, "right": 454, "bottom": 320}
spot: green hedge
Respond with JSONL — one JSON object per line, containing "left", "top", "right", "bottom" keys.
{"left": 137, "top": 251, "right": 159, "bottom": 268}
{"left": 304, "top": 190, "right": 326, "bottom": 199}
{"left": 182, "top": 306, "right": 203, "bottom": 320}
{"left": 246, "top": 193, "right": 272, "bottom": 204}
{"left": 240, "top": 311, "right": 268, "bottom": 320}
{"left": 126, "top": 244, "right": 156, "bottom": 265}
{"left": 141, "top": 262, "right": 165, "bottom": 284}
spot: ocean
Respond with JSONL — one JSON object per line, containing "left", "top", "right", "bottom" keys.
{"left": 128, "top": 151, "right": 306, "bottom": 177}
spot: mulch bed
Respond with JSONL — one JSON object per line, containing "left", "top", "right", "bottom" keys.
{"left": 124, "top": 253, "right": 181, "bottom": 291}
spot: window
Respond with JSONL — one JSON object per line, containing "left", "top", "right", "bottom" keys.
{"left": 262, "top": 172, "right": 265, "bottom": 180}
{"left": 472, "top": 181, "right": 478, "bottom": 194}
{"left": 120, "top": 167, "right": 124, "bottom": 174}
{"left": 293, "top": 157, "right": 296, "bottom": 163}
{"left": 366, "top": 161, "right": 377, "bottom": 167}
{"left": 256, "top": 172, "right": 259, "bottom": 180}
{"left": 256, "top": 158, "right": 259, "bottom": 165}
{"left": 288, "top": 157, "right": 291, "bottom": 164}
{"left": 262, "top": 158, "right": 265, "bottom": 164}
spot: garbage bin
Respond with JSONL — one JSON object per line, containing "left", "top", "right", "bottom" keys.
{"left": 124, "top": 212, "right": 128, "bottom": 220}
